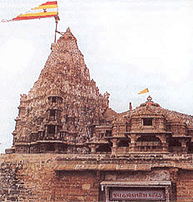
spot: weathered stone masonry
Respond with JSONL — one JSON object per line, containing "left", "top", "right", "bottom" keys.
{"left": 1, "top": 27, "right": 193, "bottom": 201}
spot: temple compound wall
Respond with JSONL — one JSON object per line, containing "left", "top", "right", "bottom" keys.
{"left": 1, "top": 28, "right": 193, "bottom": 201}
{"left": 1, "top": 153, "right": 193, "bottom": 201}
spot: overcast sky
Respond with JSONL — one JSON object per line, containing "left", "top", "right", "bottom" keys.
{"left": 0, "top": 0, "right": 193, "bottom": 153}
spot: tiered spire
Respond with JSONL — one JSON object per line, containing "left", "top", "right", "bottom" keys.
{"left": 12, "top": 28, "right": 110, "bottom": 154}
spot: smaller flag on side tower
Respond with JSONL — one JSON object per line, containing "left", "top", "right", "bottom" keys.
{"left": 2, "top": 1, "right": 58, "bottom": 22}
{"left": 138, "top": 88, "right": 149, "bottom": 95}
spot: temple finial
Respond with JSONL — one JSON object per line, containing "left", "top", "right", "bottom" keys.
{"left": 147, "top": 95, "right": 152, "bottom": 102}
{"left": 66, "top": 27, "right": 71, "bottom": 32}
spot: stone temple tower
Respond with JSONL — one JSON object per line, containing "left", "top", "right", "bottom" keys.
{"left": 10, "top": 27, "right": 110, "bottom": 154}
{"left": 2, "top": 27, "right": 193, "bottom": 202}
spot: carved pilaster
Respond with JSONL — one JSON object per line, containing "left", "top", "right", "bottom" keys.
{"left": 169, "top": 168, "right": 178, "bottom": 201}
{"left": 88, "top": 144, "right": 99, "bottom": 153}
{"left": 130, "top": 134, "right": 137, "bottom": 152}
{"left": 110, "top": 139, "right": 118, "bottom": 155}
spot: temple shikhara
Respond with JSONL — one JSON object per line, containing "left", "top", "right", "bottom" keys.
{"left": 1, "top": 28, "right": 193, "bottom": 202}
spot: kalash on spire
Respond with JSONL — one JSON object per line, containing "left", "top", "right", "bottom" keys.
{"left": 8, "top": 27, "right": 111, "bottom": 154}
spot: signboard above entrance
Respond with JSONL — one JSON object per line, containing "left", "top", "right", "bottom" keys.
{"left": 110, "top": 188, "right": 165, "bottom": 201}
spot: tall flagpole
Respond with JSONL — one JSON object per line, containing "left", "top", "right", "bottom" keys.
{"left": 54, "top": 15, "right": 60, "bottom": 43}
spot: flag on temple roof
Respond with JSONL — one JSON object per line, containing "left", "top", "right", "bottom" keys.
{"left": 2, "top": 1, "right": 58, "bottom": 22}
{"left": 138, "top": 88, "right": 149, "bottom": 94}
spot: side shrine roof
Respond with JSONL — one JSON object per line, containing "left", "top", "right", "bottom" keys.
{"left": 115, "top": 96, "right": 193, "bottom": 129}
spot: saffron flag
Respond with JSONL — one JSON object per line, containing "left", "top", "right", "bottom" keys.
{"left": 138, "top": 88, "right": 149, "bottom": 95}
{"left": 2, "top": 1, "right": 58, "bottom": 22}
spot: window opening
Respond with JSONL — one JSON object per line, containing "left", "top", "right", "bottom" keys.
{"left": 169, "top": 139, "right": 181, "bottom": 147}
{"left": 47, "top": 125, "right": 55, "bottom": 134}
{"left": 96, "top": 144, "right": 111, "bottom": 153}
{"left": 118, "top": 139, "right": 130, "bottom": 147}
{"left": 52, "top": 97, "right": 56, "bottom": 103}
{"left": 137, "top": 135, "right": 161, "bottom": 142}
{"left": 143, "top": 118, "right": 153, "bottom": 126}
{"left": 50, "top": 109, "right": 56, "bottom": 117}
{"left": 188, "top": 142, "right": 193, "bottom": 154}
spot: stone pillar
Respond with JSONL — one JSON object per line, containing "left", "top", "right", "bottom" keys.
{"left": 129, "top": 134, "right": 137, "bottom": 152}
{"left": 55, "top": 125, "right": 57, "bottom": 138}
{"left": 89, "top": 144, "right": 98, "bottom": 153}
{"left": 165, "top": 186, "right": 170, "bottom": 202}
{"left": 169, "top": 168, "right": 178, "bottom": 201}
{"left": 179, "top": 139, "right": 188, "bottom": 154}
{"left": 105, "top": 187, "right": 110, "bottom": 202}
{"left": 157, "top": 134, "right": 168, "bottom": 152}
{"left": 162, "top": 143, "right": 168, "bottom": 152}
{"left": 110, "top": 139, "right": 118, "bottom": 156}
{"left": 45, "top": 126, "right": 48, "bottom": 138}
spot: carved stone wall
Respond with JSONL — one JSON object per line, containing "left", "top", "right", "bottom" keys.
{"left": 1, "top": 154, "right": 193, "bottom": 201}
{"left": 11, "top": 28, "right": 110, "bottom": 154}
{"left": 105, "top": 169, "right": 170, "bottom": 181}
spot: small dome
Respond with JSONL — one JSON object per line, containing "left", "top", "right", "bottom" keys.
{"left": 140, "top": 96, "right": 160, "bottom": 107}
